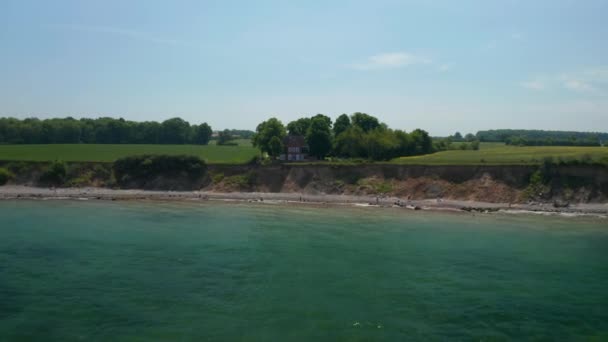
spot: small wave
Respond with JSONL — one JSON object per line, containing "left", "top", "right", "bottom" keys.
{"left": 499, "top": 209, "right": 607, "bottom": 219}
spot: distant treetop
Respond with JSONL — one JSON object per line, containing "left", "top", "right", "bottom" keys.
{"left": 0, "top": 117, "right": 212, "bottom": 145}
{"left": 476, "top": 129, "right": 607, "bottom": 146}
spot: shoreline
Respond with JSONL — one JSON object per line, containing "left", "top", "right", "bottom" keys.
{"left": 1, "top": 185, "right": 607, "bottom": 217}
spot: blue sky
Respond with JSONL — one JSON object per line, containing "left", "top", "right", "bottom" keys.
{"left": 1, "top": 0, "right": 607, "bottom": 135}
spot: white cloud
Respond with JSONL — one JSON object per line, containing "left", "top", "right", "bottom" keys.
{"left": 484, "top": 41, "right": 498, "bottom": 50}
{"left": 562, "top": 80, "right": 595, "bottom": 92}
{"left": 51, "top": 24, "right": 191, "bottom": 47}
{"left": 349, "top": 52, "right": 431, "bottom": 70}
{"left": 510, "top": 32, "right": 523, "bottom": 40}
{"left": 437, "top": 64, "right": 451, "bottom": 72}
{"left": 521, "top": 67, "right": 608, "bottom": 95}
{"left": 484, "top": 32, "right": 524, "bottom": 51}
{"left": 584, "top": 67, "right": 608, "bottom": 83}
{"left": 520, "top": 81, "right": 544, "bottom": 90}
{"left": 558, "top": 68, "right": 608, "bottom": 94}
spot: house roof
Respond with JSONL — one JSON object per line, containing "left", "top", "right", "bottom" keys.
{"left": 284, "top": 135, "right": 307, "bottom": 147}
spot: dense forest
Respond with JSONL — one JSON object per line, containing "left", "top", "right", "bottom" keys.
{"left": 253, "top": 112, "right": 434, "bottom": 161}
{"left": 476, "top": 129, "right": 607, "bottom": 146}
{"left": 0, "top": 117, "right": 213, "bottom": 145}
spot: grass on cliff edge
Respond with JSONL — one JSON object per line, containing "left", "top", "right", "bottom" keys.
{"left": 392, "top": 143, "right": 608, "bottom": 165}
{"left": 0, "top": 144, "right": 259, "bottom": 164}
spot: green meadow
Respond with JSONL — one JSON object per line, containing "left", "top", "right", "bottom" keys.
{"left": 0, "top": 144, "right": 259, "bottom": 164}
{"left": 393, "top": 143, "right": 608, "bottom": 165}
{"left": 0, "top": 142, "right": 606, "bottom": 165}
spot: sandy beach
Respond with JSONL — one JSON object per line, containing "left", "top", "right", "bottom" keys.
{"left": 1, "top": 185, "right": 606, "bottom": 216}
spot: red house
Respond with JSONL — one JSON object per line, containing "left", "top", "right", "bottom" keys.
{"left": 279, "top": 135, "right": 309, "bottom": 161}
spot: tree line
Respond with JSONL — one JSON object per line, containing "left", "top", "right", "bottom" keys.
{"left": 215, "top": 129, "right": 256, "bottom": 145}
{"left": 0, "top": 117, "right": 213, "bottom": 145}
{"left": 476, "top": 129, "right": 607, "bottom": 146}
{"left": 252, "top": 112, "right": 434, "bottom": 161}
{"left": 432, "top": 131, "right": 480, "bottom": 151}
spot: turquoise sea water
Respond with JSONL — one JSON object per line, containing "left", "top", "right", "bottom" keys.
{"left": 0, "top": 200, "right": 607, "bottom": 341}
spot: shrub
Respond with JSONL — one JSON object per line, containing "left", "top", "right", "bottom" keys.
{"left": 357, "top": 177, "right": 393, "bottom": 194}
{"left": 65, "top": 171, "right": 93, "bottom": 187}
{"left": 376, "top": 181, "right": 393, "bottom": 194}
{"left": 0, "top": 167, "right": 13, "bottom": 185}
{"left": 530, "top": 170, "right": 544, "bottom": 185}
{"left": 4, "top": 161, "right": 28, "bottom": 174}
{"left": 247, "top": 155, "right": 261, "bottom": 165}
{"left": 524, "top": 169, "right": 549, "bottom": 200}
{"left": 92, "top": 164, "right": 112, "bottom": 179}
{"left": 211, "top": 172, "right": 225, "bottom": 184}
{"left": 581, "top": 154, "right": 593, "bottom": 164}
{"left": 223, "top": 172, "right": 256, "bottom": 189}
{"left": 113, "top": 155, "right": 206, "bottom": 186}
{"left": 40, "top": 161, "right": 67, "bottom": 185}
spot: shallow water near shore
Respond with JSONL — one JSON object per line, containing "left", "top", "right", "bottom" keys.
{"left": 1, "top": 200, "right": 607, "bottom": 340}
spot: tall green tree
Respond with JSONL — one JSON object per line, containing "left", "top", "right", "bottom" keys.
{"left": 160, "top": 118, "right": 190, "bottom": 144}
{"left": 286, "top": 117, "right": 311, "bottom": 136}
{"left": 252, "top": 118, "right": 287, "bottom": 157}
{"left": 311, "top": 114, "right": 332, "bottom": 129}
{"left": 139, "top": 121, "right": 162, "bottom": 144}
{"left": 410, "top": 129, "right": 433, "bottom": 154}
{"left": 192, "top": 123, "right": 213, "bottom": 145}
{"left": 334, "top": 126, "right": 365, "bottom": 158}
{"left": 333, "top": 114, "right": 351, "bottom": 137}
{"left": 351, "top": 112, "right": 380, "bottom": 132}
{"left": 268, "top": 136, "right": 284, "bottom": 157}
{"left": 364, "top": 128, "right": 400, "bottom": 160}
{"left": 306, "top": 116, "right": 333, "bottom": 159}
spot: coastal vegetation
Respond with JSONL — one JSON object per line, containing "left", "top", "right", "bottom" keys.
{"left": 0, "top": 167, "right": 12, "bottom": 185}
{"left": 113, "top": 155, "right": 206, "bottom": 188}
{"left": 39, "top": 160, "right": 68, "bottom": 185}
{"left": 1, "top": 157, "right": 606, "bottom": 204}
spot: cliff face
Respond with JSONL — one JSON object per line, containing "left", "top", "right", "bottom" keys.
{"left": 208, "top": 164, "right": 608, "bottom": 203}
{"left": 2, "top": 161, "right": 607, "bottom": 203}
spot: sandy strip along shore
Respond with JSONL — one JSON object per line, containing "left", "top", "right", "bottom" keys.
{"left": 0, "top": 186, "right": 606, "bottom": 216}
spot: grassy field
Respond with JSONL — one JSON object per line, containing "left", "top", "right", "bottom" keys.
{"left": 393, "top": 143, "right": 608, "bottom": 165}
{"left": 0, "top": 142, "right": 606, "bottom": 165}
{"left": 0, "top": 144, "right": 260, "bottom": 164}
